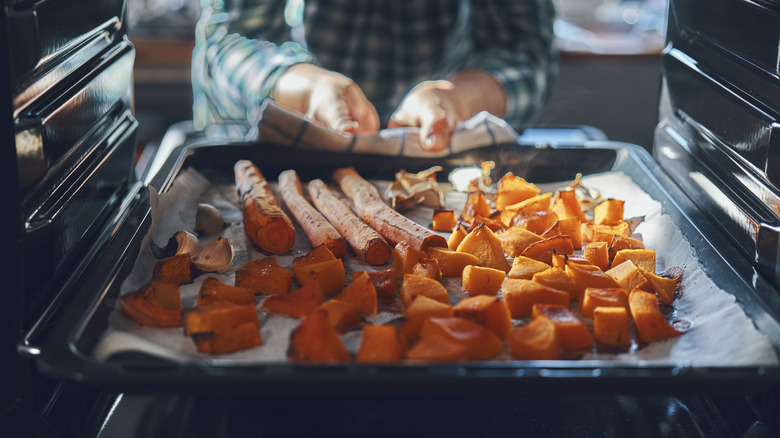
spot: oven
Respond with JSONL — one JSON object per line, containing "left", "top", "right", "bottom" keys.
{"left": 2, "top": 0, "right": 780, "bottom": 436}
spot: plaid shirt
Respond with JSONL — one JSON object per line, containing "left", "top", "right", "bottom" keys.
{"left": 192, "top": 0, "right": 557, "bottom": 135}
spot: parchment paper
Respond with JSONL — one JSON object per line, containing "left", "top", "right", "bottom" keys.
{"left": 94, "top": 168, "right": 780, "bottom": 367}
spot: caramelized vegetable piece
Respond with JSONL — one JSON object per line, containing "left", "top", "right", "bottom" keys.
{"left": 405, "top": 335, "right": 469, "bottom": 362}
{"left": 119, "top": 282, "right": 182, "bottom": 328}
{"left": 183, "top": 301, "right": 259, "bottom": 337}
{"left": 542, "top": 217, "right": 582, "bottom": 250}
{"left": 593, "top": 306, "right": 630, "bottom": 349}
{"left": 494, "top": 226, "right": 543, "bottom": 258}
{"left": 198, "top": 277, "right": 255, "bottom": 307}
{"left": 495, "top": 173, "right": 541, "bottom": 211}
{"left": 582, "top": 221, "right": 632, "bottom": 243}
{"left": 262, "top": 280, "right": 325, "bottom": 317}
{"left": 579, "top": 287, "right": 629, "bottom": 318}
{"left": 192, "top": 321, "right": 262, "bottom": 355}
{"left": 550, "top": 189, "right": 586, "bottom": 222}
{"left": 521, "top": 235, "right": 574, "bottom": 265}
{"left": 292, "top": 244, "right": 337, "bottom": 269}
{"left": 532, "top": 267, "right": 577, "bottom": 300}
{"left": 412, "top": 257, "right": 441, "bottom": 280}
{"left": 400, "top": 274, "right": 450, "bottom": 308}
{"left": 593, "top": 198, "right": 625, "bottom": 225}
{"left": 235, "top": 257, "right": 293, "bottom": 296}
{"left": 453, "top": 295, "right": 513, "bottom": 340}
{"left": 606, "top": 260, "right": 650, "bottom": 293}
{"left": 461, "top": 265, "right": 506, "bottom": 296}
{"left": 551, "top": 253, "right": 591, "bottom": 270}
{"left": 532, "top": 304, "right": 594, "bottom": 350}
{"left": 456, "top": 223, "right": 511, "bottom": 272}
{"left": 503, "top": 192, "right": 552, "bottom": 212}
{"left": 419, "top": 317, "right": 504, "bottom": 360}
{"left": 318, "top": 299, "right": 362, "bottom": 334}
{"left": 401, "top": 295, "right": 453, "bottom": 342}
{"left": 508, "top": 317, "right": 560, "bottom": 360}
{"left": 336, "top": 271, "right": 378, "bottom": 315}
{"left": 431, "top": 208, "right": 458, "bottom": 232}
{"left": 611, "top": 249, "right": 656, "bottom": 272}
{"left": 582, "top": 241, "right": 610, "bottom": 271}
{"left": 564, "top": 260, "right": 620, "bottom": 303}
{"left": 292, "top": 258, "right": 346, "bottom": 298}
{"left": 152, "top": 253, "right": 194, "bottom": 284}
{"left": 234, "top": 160, "right": 295, "bottom": 254}
{"left": 425, "top": 247, "right": 479, "bottom": 278}
{"left": 356, "top": 268, "right": 399, "bottom": 298}
{"left": 447, "top": 224, "right": 469, "bottom": 250}
{"left": 507, "top": 255, "right": 551, "bottom": 280}
{"left": 392, "top": 241, "right": 428, "bottom": 276}
{"left": 511, "top": 208, "right": 559, "bottom": 235}
{"left": 640, "top": 269, "right": 678, "bottom": 305}
{"left": 287, "top": 309, "right": 350, "bottom": 363}
{"left": 461, "top": 190, "right": 492, "bottom": 223}
{"left": 502, "top": 278, "right": 570, "bottom": 318}
{"left": 356, "top": 325, "right": 406, "bottom": 363}
{"left": 629, "top": 290, "right": 681, "bottom": 344}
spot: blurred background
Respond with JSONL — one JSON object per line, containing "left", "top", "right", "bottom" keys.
{"left": 128, "top": 0, "right": 669, "bottom": 154}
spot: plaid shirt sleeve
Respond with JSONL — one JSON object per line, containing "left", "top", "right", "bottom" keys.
{"left": 192, "top": 0, "right": 315, "bottom": 130}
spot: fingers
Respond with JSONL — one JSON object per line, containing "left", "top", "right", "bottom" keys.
{"left": 306, "top": 79, "right": 379, "bottom": 135}
{"left": 419, "top": 114, "right": 453, "bottom": 153}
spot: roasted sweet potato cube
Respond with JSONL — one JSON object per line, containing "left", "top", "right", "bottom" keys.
{"left": 521, "top": 235, "right": 574, "bottom": 265}
{"left": 511, "top": 208, "right": 559, "bottom": 235}
{"left": 564, "top": 260, "right": 620, "bottom": 302}
{"left": 119, "top": 284, "right": 182, "bottom": 328}
{"left": 262, "top": 280, "right": 325, "bottom": 317}
{"left": 318, "top": 299, "right": 362, "bottom": 333}
{"left": 235, "top": 257, "right": 293, "bottom": 296}
{"left": 336, "top": 271, "right": 377, "bottom": 315}
{"left": 501, "top": 278, "right": 570, "bottom": 318}
{"left": 607, "top": 234, "right": 645, "bottom": 256}
{"left": 356, "top": 325, "right": 406, "bottom": 363}
{"left": 550, "top": 189, "right": 586, "bottom": 221}
{"left": 292, "top": 258, "right": 346, "bottom": 298}
{"left": 461, "top": 265, "right": 506, "bottom": 296}
{"left": 183, "top": 301, "right": 259, "bottom": 337}
{"left": 640, "top": 269, "right": 678, "bottom": 305}
{"left": 468, "top": 213, "right": 507, "bottom": 232}
{"left": 629, "top": 290, "right": 681, "bottom": 344}
{"left": 461, "top": 190, "right": 492, "bottom": 223}
{"left": 400, "top": 274, "right": 449, "bottom": 308}
{"left": 152, "top": 253, "right": 194, "bottom": 284}
{"left": 431, "top": 208, "right": 458, "bottom": 232}
{"left": 292, "top": 244, "right": 337, "bottom": 269}
{"left": 425, "top": 247, "right": 480, "bottom": 278}
{"left": 142, "top": 280, "right": 182, "bottom": 310}
{"left": 579, "top": 287, "right": 629, "bottom": 318}
{"left": 494, "top": 227, "right": 543, "bottom": 258}
{"left": 542, "top": 217, "right": 582, "bottom": 250}
{"left": 606, "top": 260, "right": 650, "bottom": 293}
{"left": 354, "top": 268, "right": 399, "bottom": 299}
{"left": 593, "top": 306, "right": 630, "bottom": 349}
{"left": 453, "top": 295, "right": 513, "bottom": 339}
{"left": 532, "top": 267, "right": 577, "bottom": 300}
{"left": 593, "top": 198, "right": 625, "bottom": 225}
{"left": 198, "top": 277, "right": 255, "bottom": 307}
{"left": 612, "top": 249, "right": 656, "bottom": 272}
{"left": 495, "top": 173, "right": 542, "bottom": 211}
{"left": 401, "top": 295, "right": 452, "bottom": 342}
{"left": 582, "top": 241, "right": 610, "bottom": 271}
{"left": 532, "top": 304, "right": 593, "bottom": 350}
{"left": 456, "top": 223, "right": 511, "bottom": 272}
{"left": 447, "top": 224, "right": 469, "bottom": 250}
{"left": 412, "top": 257, "right": 441, "bottom": 280}
{"left": 405, "top": 335, "right": 469, "bottom": 362}
{"left": 508, "top": 317, "right": 560, "bottom": 360}
{"left": 551, "top": 253, "right": 591, "bottom": 270}
{"left": 583, "top": 221, "right": 632, "bottom": 243}
{"left": 392, "top": 241, "right": 428, "bottom": 276}
{"left": 504, "top": 192, "right": 552, "bottom": 212}
{"left": 192, "top": 321, "right": 262, "bottom": 355}
{"left": 287, "top": 309, "right": 350, "bottom": 363}
{"left": 507, "top": 255, "right": 550, "bottom": 280}
{"left": 419, "top": 317, "right": 504, "bottom": 360}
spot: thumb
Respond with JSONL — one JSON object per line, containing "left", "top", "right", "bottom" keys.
{"left": 420, "top": 117, "right": 452, "bottom": 152}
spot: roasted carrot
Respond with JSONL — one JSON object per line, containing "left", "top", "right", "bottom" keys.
{"left": 234, "top": 160, "right": 295, "bottom": 254}
{"left": 332, "top": 167, "right": 447, "bottom": 251}
{"left": 308, "top": 178, "right": 390, "bottom": 265}
{"left": 278, "top": 170, "right": 347, "bottom": 258}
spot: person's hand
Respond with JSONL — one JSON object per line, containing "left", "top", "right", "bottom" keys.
{"left": 274, "top": 63, "right": 380, "bottom": 135}
{"left": 389, "top": 70, "right": 507, "bottom": 152}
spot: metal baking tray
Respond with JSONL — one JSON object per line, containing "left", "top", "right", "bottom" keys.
{"left": 32, "top": 137, "right": 780, "bottom": 396}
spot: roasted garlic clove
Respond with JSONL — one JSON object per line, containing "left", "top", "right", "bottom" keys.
{"left": 194, "top": 203, "right": 226, "bottom": 236}
{"left": 191, "top": 236, "right": 234, "bottom": 273}
{"left": 150, "top": 230, "right": 202, "bottom": 259}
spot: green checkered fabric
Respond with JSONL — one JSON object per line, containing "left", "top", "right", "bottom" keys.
{"left": 192, "top": 0, "right": 557, "bottom": 136}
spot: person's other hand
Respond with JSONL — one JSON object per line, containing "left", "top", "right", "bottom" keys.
{"left": 274, "top": 64, "right": 380, "bottom": 135}
{"left": 389, "top": 70, "right": 507, "bottom": 152}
